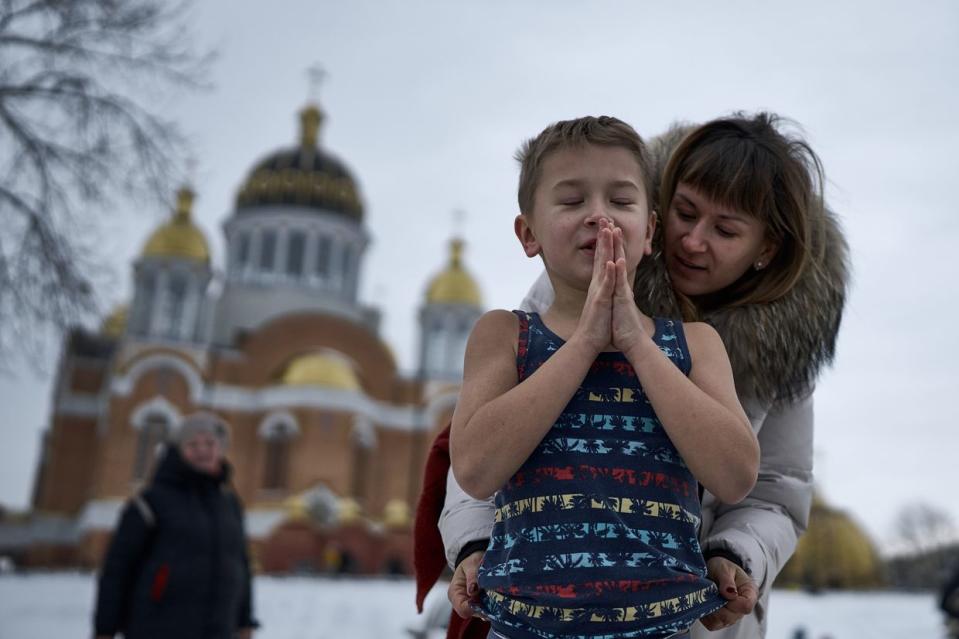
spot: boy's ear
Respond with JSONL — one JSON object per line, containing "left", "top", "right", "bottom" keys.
{"left": 644, "top": 210, "right": 657, "bottom": 255}
{"left": 515, "top": 214, "right": 540, "bottom": 258}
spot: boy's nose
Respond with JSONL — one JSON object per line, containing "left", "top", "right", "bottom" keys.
{"left": 584, "top": 203, "right": 612, "bottom": 226}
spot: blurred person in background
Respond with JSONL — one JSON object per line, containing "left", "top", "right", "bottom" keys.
{"left": 93, "top": 411, "right": 258, "bottom": 639}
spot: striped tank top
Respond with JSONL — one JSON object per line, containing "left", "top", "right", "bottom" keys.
{"left": 476, "top": 311, "right": 724, "bottom": 639}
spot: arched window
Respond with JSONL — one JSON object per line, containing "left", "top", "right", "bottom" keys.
{"left": 133, "top": 413, "right": 170, "bottom": 481}
{"left": 237, "top": 231, "right": 251, "bottom": 269}
{"left": 340, "top": 244, "right": 353, "bottom": 292}
{"left": 286, "top": 230, "right": 306, "bottom": 277}
{"left": 259, "top": 415, "right": 298, "bottom": 491}
{"left": 260, "top": 229, "right": 277, "bottom": 271}
{"left": 165, "top": 273, "right": 187, "bottom": 339}
{"left": 315, "top": 235, "right": 331, "bottom": 279}
{"left": 133, "top": 272, "right": 156, "bottom": 335}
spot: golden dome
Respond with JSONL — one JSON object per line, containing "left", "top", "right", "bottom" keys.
{"left": 234, "top": 103, "right": 363, "bottom": 220}
{"left": 777, "top": 494, "right": 884, "bottom": 589}
{"left": 101, "top": 304, "right": 128, "bottom": 338}
{"left": 141, "top": 187, "right": 210, "bottom": 263}
{"left": 383, "top": 499, "right": 411, "bottom": 529}
{"left": 338, "top": 497, "right": 362, "bottom": 523}
{"left": 280, "top": 350, "right": 360, "bottom": 390}
{"left": 283, "top": 495, "right": 309, "bottom": 521}
{"left": 426, "top": 238, "right": 482, "bottom": 306}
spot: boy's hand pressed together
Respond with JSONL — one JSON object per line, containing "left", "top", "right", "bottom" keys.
{"left": 573, "top": 220, "right": 616, "bottom": 354}
{"left": 610, "top": 225, "right": 653, "bottom": 357}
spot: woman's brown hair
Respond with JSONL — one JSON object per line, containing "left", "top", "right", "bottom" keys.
{"left": 658, "top": 113, "right": 826, "bottom": 317}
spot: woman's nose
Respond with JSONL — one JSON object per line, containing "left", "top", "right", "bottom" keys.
{"left": 681, "top": 225, "right": 707, "bottom": 252}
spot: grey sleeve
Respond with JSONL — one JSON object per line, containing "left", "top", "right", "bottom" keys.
{"left": 439, "top": 467, "right": 496, "bottom": 569}
{"left": 700, "top": 392, "right": 815, "bottom": 599}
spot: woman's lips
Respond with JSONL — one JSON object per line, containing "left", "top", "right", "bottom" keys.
{"left": 674, "top": 254, "right": 707, "bottom": 273}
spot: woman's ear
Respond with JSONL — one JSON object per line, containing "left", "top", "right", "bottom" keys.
{"left": 755, "top": 237, "right": 780, "bottom": 270}
{"left": 515, "top": 214, "right": 541, "bottom": 258}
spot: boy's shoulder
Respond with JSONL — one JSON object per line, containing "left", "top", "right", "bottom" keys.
{"left": 468, "top": 309, "right": 520, "bottom": 345}
{"left": 476, "top": 308, "right": 521, "bottom": 328}
{"left": 677, "top": 320, "right": 723, "bottom": 352}
{"left": 472, "top": 309, "right": 520, "bottom": 339}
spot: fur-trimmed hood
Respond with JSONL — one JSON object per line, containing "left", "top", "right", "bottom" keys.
{"left": 634, "top": 124, "right": 850, "bottom": 405}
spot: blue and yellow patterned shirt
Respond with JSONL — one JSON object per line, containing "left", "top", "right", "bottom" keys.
{"left": 476, "top": 311, "right": 724, "bottom": 639}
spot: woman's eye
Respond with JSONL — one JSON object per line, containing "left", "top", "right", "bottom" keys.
{"left": 611, "top": 199, "right": 634, "bottom": 207}
{"left": 676, "top": 210, "right": 695, "bottom": 221}
{"left": 716, "top": 227, "right": 737, "bottom": 238}
{"left": 559, "top": 199, "right": 583, "bottom": 206}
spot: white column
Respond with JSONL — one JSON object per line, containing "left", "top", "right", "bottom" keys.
{"left": 329, "top": 239, "right": 343, "bottom": 296}
{"left": 305, "top": 229, "right": 319, "bottom": 282}
{"left": 181, "top": 277, "right": 200, "bottom": 341}
{"left": 249, "top": 227, "right": 262, "bottom": 282}
{"left": 275, "top": 227, "right": 289, "bottom": 281}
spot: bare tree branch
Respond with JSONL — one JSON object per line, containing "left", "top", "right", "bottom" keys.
{"left": 0, "top": 0, "right": 211, "bottom": 373}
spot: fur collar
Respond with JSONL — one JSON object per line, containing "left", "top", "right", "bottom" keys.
{"left": 634, "top": 124, "right": 850, "bottom": 405}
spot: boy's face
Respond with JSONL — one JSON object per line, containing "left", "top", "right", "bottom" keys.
{"left": 515, "top": 143, "right": 654, "bottom": 291}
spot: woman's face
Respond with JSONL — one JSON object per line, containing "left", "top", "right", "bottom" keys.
{"left": 664, "top": 183, "right": 779, "bottom": 298}
{"left": 180, "top": 431, "right": 222, "bottom": 475}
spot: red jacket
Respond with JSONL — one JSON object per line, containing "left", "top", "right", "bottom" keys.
{"left": 413, "top": 424, "right": 489, "bottom": 639}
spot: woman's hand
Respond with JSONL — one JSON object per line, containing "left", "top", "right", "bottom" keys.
{"left": 448, "top": 550, "right": 485, "bottom": 619}
{"left": 699, "top": 556, "right": 758, "bottom": 631}
{"left": 572, "top": 220, "right": 616, "bottom": 354}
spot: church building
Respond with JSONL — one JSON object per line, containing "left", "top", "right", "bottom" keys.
{"left": 17, "top": 100, "right": 483, "bottom": 575}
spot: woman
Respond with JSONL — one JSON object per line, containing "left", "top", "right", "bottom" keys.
{"left": 419, "top": 112, "right": 849, "bottom": 638}
{"left": 94, "top": 412, "right": 258, "bottom": 639}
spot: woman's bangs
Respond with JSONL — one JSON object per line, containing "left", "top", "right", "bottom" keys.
{"left": 679, "top": 142, "right": 772, "bottom": 221}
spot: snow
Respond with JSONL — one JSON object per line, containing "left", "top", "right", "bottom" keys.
{"left": 0, "top": 573, "right": 947, "bottom": 638}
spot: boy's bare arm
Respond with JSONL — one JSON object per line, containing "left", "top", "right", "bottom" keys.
{"left": 450, "top": 309, "right": 598, "bottom": 499}
{"left": 608, "top": 233, "right": 757, "bottom": 503}
{"left": 626, "top": 321, "right": 758, "bottom": 504}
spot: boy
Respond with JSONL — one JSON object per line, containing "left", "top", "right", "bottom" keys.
{"left": 450, "top": 116, "right": 759, "bottom": 638}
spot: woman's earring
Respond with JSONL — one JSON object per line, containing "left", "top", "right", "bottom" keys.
{"left": 754, "top": 260, "right": 765, "bottom": 270}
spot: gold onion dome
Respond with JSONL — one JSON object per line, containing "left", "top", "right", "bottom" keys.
{"left": 383, "top": 499, "right": 411, "bottom": 529}
{"left": 777, "top": 494, "right": 884, "bottom": 589}
{"left": 141, "top": 187, "right": 210, "bottom": 263}
{"left": 101, "top": 304, "right": 128, "bottom": 338}
{"left": 235, "top": 103, "right": 363, "bottom": 220}
{"left": 280, "top": 351, "right": 360, "bottom": 391}
{"left": 426, "top": 238, "right": 482, "bottom": 305}
{"left": 337, "top": 497, "right": 362, "bottom": 523}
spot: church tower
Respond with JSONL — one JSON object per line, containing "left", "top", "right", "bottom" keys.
{"left": 128, "top": 187, "right": 212, "bottom": 343}
{"left": 418, "top": 237, "right": 482, "bottom": 382}
{"left": 213, "top": 102, "right": 374, "bottom": 344}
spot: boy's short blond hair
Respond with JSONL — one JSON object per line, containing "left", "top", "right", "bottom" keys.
{"left": 515, "top": 116, "right": 654, "bottom": 216}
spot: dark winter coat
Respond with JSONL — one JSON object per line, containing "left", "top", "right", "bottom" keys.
{"left": 94, "top": 446, "right": 257, "bottom": 639}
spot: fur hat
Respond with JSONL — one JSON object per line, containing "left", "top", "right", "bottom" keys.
{"left": 176, "top": 411, "right": 231, "bottom": 451}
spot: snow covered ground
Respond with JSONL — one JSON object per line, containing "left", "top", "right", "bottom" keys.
{"left": 0, "top": 573, "right": 947, "bottom": 639}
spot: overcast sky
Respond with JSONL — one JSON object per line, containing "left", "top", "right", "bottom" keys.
{"left": 1, "top": 1, "right": 956, "bottom": 554}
